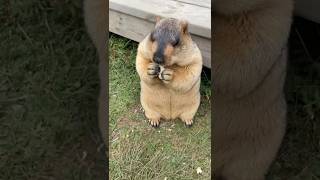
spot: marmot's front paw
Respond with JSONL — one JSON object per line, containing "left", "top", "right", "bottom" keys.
{"left": 159, "top": 68, "right": 173, "bottom": 83}
{"left": 147, "top": 63, "right": 160, "bottom": 78}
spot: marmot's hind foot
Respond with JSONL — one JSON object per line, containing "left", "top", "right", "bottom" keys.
{"left": 148, "top": 118, "right": 160, "bottom": 128}
{"left": 184, "top": 119, "right": 193, "bottom": 127}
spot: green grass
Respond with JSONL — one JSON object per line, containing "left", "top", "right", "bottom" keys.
{"left": 109, "top": 33, "right": 211, "bottom": 180}
{"left": 0, "top": 1, "right": 105, "bottom": 179}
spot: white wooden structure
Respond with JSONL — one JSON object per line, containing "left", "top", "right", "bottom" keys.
{"left": 109, "top": 0, "right": 211, "bottom": 68}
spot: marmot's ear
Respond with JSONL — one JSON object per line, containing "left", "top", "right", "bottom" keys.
{"left": 155, "top": 16, "right": 161, "bottom": 25}
{"left": 180, "top": 19, "right": 188, "bottom": 34}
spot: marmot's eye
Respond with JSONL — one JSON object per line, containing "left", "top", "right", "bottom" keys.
{"left": 172, "top": 39, "right": 179, "bottom": 47}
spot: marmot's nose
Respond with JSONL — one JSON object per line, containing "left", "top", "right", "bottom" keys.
{"left": 154, "top": 56, "right": 164, "bottom": 64}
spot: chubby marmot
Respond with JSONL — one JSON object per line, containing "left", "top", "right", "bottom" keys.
{"left": 213, "top": 0, "right": 293, "bottom": 179}
{"left": 136, "top": 17, "right": 203, "bottom": 127}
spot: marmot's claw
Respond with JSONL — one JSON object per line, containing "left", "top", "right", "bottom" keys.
{"left": 184, "top": 119, "right": 193, "bottom": 127}
{"left": 148, "top": 119, "right": 160, "bottom": 128}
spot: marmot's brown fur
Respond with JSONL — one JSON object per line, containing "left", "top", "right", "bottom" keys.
{"left": 213, "top": 0, "right": 293, "bottom": 179}
{"left": 136, "top": 17, "right": 203, "bottom": 127}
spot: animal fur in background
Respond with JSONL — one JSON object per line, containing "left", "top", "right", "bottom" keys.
{"left": 212, "top": 0, "right": 293, "bottom": 179}
{"left": 136, "top": 17, "right": 203, "bottom": 127}
{"left": 83, "top": 0, "right": 107, "bottom": 144}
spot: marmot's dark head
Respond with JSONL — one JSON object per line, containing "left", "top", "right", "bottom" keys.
{"left": 149, "top": 17, "right": 192, "bottom": 66}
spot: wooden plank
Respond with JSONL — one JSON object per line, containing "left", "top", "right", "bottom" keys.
{"left": 109, "top": 10, "right": 211, "bottom": 68}
{"left": 109, "top": 0, "right": 211, "bottom": 38}
{"left": 109, "top": 10, "right": 153, "bottom": 42}
{"left": 192, "top": 35, "right": 211, "bottom": 68}
{"left": 172, "top": 0, "right": 211, "bottom": 8}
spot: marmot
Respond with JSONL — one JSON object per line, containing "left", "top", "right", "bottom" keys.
{"left": 136, "top": 17, "right": 203, "bottom": 127}
{"left": 213, "top": 0, "right": 293, "bottom": 179}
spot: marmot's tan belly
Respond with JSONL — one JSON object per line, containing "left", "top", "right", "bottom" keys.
{"left": 141, "top": 80, "right": 200, "bottom": 120}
